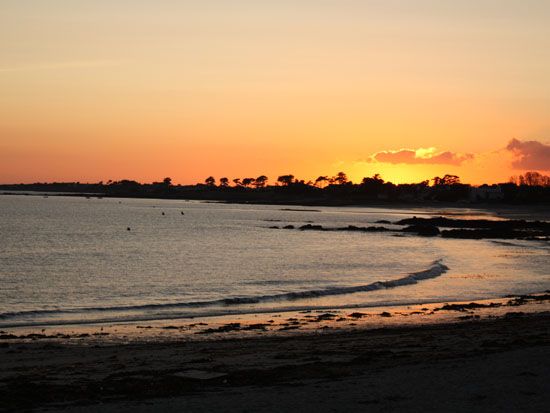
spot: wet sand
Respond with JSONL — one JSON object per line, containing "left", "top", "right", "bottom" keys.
{"left": 1, "top": 293, "right": 549, "bottom": 412}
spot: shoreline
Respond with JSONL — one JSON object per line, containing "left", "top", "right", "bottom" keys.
{"left": 1, "top": 293, "right": 548, "bottom": 411}
{"left": 2, "top": 190, "right": 549, "bottom": 217}
{"left": 1, "top": 290, "right": 549, "bottom": 337}
{"left": 1, "top": 292, "right": 548, "bottom": 344}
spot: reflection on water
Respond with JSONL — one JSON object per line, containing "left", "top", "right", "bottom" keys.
{"left": 0, "top": 195, "right": 548, "bottom": 327}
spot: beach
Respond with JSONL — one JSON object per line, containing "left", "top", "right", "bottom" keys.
{"left": 1, "top": 196, "right": 549, "bottom": 411}
{"left": 1, "top": 293, "right": 549, "bottom": 412}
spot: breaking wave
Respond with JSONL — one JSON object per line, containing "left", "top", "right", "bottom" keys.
{"left": 0, "top": 260, "right": 448, "bottom": 327}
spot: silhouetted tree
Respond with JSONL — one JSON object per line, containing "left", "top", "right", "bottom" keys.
{"left": 334, "top": 172, "right": 348, "bottom": 185}
{"left": 315, "top": 176, "right": 329, "bottom": 188}
{"left": 205, "top": 176, "right": 216, "bottom": 186}
{"left": 361, "top": 174, "right": 385, "bottom": 186}
{"left": 433, "top": 174, "right": 460, "bottom": 186}
{"left": 277, "top": 174, "right": 295, "bottom": 186}
{"left": 360, "top": 174, "right": 386, "bottom": 197}
{"left": 163, "top": 177, "right": 172, "bottom": 186}
{"left": 109, "top": 179, "right": 142, "bottom": 194}
{"left": 431, "top": 174, "right": 468, "bottom": 201}
{"left": 219, "top": 177, "right": 229, "bottom": 187}
{"left": 442, "top": 174, "right": 461, "bottom": 185}
{"left": 520, "top": 171, "right": 550, "bottom": 186}
{"left": 254, "top": 175, "right": 268, "bottom": 188}
{"left": 242, "top": 177, "right": 255, "bottom": 187}
{"left": 232, "top": 178, "right": 242, "bottom": 187}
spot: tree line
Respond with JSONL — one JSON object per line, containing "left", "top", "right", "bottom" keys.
{"left": 1, "top": 171, "right": 549, "bottom": 204}
{"left": 201, "top": 172, "right": 464, "bottom": 188}
{"left": 200, "top": 171, "right": 549, "bottom": 189}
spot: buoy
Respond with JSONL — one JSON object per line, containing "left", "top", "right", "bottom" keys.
{"left": 162, "top": 212, "right": 165, "bottom": 215}
{"left": 181, "top": 211, "right": 184, "bottom": 215}
{"left": 127, "top": 227, "right": 131, "bottom": 231}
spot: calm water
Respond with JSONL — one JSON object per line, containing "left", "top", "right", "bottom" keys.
{"left": 1, "top": 195, "right": 549, "bottom": 327}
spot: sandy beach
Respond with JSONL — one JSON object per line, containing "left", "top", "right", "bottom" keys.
{"left": 1, "top": 292, "right": 548, "bottom": 412}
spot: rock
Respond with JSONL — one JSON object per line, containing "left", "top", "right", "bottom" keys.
{"left": 23, "top": 334, "right": 47, "bottom": 339}
{"left": 197, "top": 323, "right": 241, "bottom": 334}
{"left": 394, "top": 216, "right": 550, "bottom": 240}
{"left": 339, "top": 225, "right": 391, "bottom": 232}
{"left": 242, "top": 323, "right": 269, "bottom": 331}
{"left": 348, "top": 312, "right": 367, "bottom": 318}
{"left": 283, "top": 225, "right": 295, "bottom": 229}
{"left": 441, "top": 228, "right": 545, "bottom": 240}
{"left": 436, "top": 302, "right": 500, "bottom": 312}
{"left": 299, "top": 224, "right": 324, "bottom": 231}
{"left": 380, "top": 312, "right": 392, "bottom": 317}
{"left": 395, "top": 216, "right": 550, "bottom": 231}
{"left": 364, "top": 226, "right": 391, "bottom": 232}
{"left": 402, "top": 225, "right": 440, "bottom": 236}
{"left": 315, "top": 313, "right": 337, "bottom": 321}
{"left": 376, "top": 220, "right": 391, "bottom": 224}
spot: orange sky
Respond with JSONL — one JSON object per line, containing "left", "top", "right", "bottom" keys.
{"left": 1, "top": 1, "right": 549, "bottom": 185}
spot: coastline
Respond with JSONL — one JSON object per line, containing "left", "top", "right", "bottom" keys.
{"left": 1, "top": 293, "right": 549, "bottom": 411}
{"left": 2, "top": 190, "right": 550, "bottom": 220}
{"left": 2, "top": 291, "right": 549, "bottom": 339}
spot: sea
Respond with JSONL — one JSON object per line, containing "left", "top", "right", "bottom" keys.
{"left": 0, "top": 194, "right": 548, "bottom": 328}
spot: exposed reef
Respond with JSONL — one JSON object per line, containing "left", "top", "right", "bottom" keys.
{"left": 395, "top": 216, "right": 550, "bottom": 240}
{"left": 271, "top": 216, "right": 550, "bottom": 240}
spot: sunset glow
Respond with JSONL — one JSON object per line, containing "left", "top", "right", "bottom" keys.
{"left": 1, "top": 1, "right": 549, "bottom": 184}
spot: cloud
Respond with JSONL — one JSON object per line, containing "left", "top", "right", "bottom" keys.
{"left": 506, "top": 139, "right": 550, "bottom": 171}
{"left": 368, "top": 147, "right": 474, "bottom": 166}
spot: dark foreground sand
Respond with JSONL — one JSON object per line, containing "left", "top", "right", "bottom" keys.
{"left": 1, "top": 295, "right": 549, "bottom": 412}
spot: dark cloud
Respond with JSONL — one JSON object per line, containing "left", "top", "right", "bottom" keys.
{"left": 369, "top": 148, "right": 474, "bottom": 166}
{"left": 506, "top": 139, "right": 550, "bottom": 171}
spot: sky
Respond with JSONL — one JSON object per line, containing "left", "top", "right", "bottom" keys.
{"left": 1, "top": 0, "right": 549, "bottom": 185}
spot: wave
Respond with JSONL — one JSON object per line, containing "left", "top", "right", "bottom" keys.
{"left": 225, "top": 259, "right": 448, "bottom": 303}
{"left": 0, "top": 260, "right": 448, "bottom": 324}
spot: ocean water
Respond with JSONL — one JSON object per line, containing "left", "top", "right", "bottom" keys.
{"left": 0, "top": 195, "right": 548, "bottom": 328}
